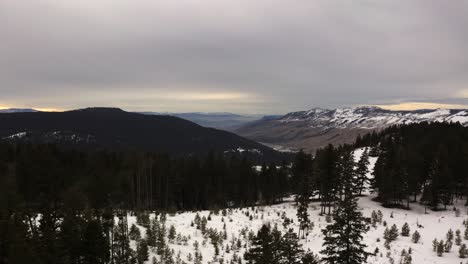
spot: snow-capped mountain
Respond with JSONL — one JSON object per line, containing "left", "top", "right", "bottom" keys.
{"left": 279, "top": 106, "right": 468, "bottom": 129}
{"left": 236, "top": 106, "right": 468, "bottom": 152}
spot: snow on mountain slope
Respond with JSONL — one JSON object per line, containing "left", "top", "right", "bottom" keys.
{"left": 124, "top": 149, "right": 465, "bottom": 264}
{"left": 280, "top": 106, "right": 468, "bottom": 129}
{"left": 236, "top": 106, "right": 468, "bottom": 152}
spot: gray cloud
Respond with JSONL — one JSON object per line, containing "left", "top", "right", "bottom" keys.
{"left": 1, "top": 0, "right": 467, "bottom": 113}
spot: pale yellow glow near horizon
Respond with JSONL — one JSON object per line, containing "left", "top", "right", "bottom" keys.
{"left": 0, "top": 106, "right": 62, "bottom": 112}
{"left": 36, "top": 108, "right": 62, "bottom": 112}
{"left": 374, "top": 102, "right": 468, "bottom": 111}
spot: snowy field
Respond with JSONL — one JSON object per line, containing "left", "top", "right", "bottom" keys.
{"left": 127, "top": 148, "right": 468, "bottom": 264}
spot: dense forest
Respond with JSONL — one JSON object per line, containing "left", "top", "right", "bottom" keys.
{"left": 0, "top": 144, "right": 291, "bottom": 212}
{"left": 293, "top": 122, "right": 468, "bottom": 213}
{"left": 3, "top": 122, "right": 468, "bottom": 263}
{"left": 355, "top": 122, "right": 468, "bottom": 210}
{"left": 0, "top": 144, "right": 292, "bottom": 263}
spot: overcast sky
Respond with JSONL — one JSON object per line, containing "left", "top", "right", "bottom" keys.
{"left": 1, "top": 0, "right": 468, "bottom": 114}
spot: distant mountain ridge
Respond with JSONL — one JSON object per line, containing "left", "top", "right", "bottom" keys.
{"left": 0, "top": 107, "right": 287, "bottom": 161}
{"left": 0, "top": 108, "right": 38, "bottom": 113}
{"left": 279, "top": 106, "right": 468, "bottom": 128}
{"left": 235, "top": 106, "right": 468, "bottom": 152}
{"left": 140, "top": 112, "right": 262, "bottom": 131}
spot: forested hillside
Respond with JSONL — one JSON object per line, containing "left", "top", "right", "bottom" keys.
{"left": 355, "top": 122, "right": 468, "bottom": 209}
{"left": 0, "top": 144, "right": 290, "bottom": 212}
{"left": 0, "top": 143, "right": 292, "bottom": 263}
{"left": 0, "top": 108, "right": 287, "bottom": 162}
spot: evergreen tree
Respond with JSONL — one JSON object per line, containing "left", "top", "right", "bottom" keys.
{"left": 401, "top": 223, "right": 410, "bottom": 237}
{"left": 411, "top": 231, "right": 420, "bottom": 244}
{"left": 460, "top": 244, "right": 468, "bottom": 258}
{"left": 314, "top": 145, "right": 339, "bottom": 215}
{"left": 168, "top": 225, "right": 176, "bottom": 242}
{"left": 456, "top": 229, "right": 462, "bottom": 245}
{"left": 59, "top": 212, "right": 85, "bottom": 264}
{"left": 279, "top": 229, "right": 304, "bottom": 264}
{"left": 244, "top": 224, "right": 314, "bottom": 264}
{"left": 156, "top": 220, "right": 167, "bottom": 255}
{"left": 432, "top": 238, "right": 438, "bottom": 252}
{"left": 444, "top": 240, "right": 452, "bottom": 252}
{"left": 136, "top": 212, "right": 150, "bottom": 228}
{"left": 136, "top": 239, "right": 149, "bottom": 264}
{"left": 446, "top": 229, "right": 454, "bottom": 242}
{"left": 244, "top": 225, "right": 276, "bottom": 264}
{"left": 355, "top": 149, "right": 370, "bottom": 196}
{"left": 82, "top": 219, "right": 109, "bottom": 264}
{"left": 129, "top": 224, "right": 141, "bottom": 241}
{"left": 301, "top": 251, "right": 321, "bottom": 264}
{"left": 296, "top": 194, "right": 310, "bottom": 239}
{"left": 146, "top": 222, "right": 156, "bottom": 247}
{"left": 437, "top": 240, "right": 444, "bottom": 257}
{"left": 320, "top": 151, "right": 369, "bottom": 264}
{"left": 113, "top": 213, "right": 134, "bottom": 264}
{"left": 389, "top": 224, "right": 399, "bottom": 241}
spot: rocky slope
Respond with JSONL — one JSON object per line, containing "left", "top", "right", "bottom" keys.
{"left": 235, "top": 106, "right": 468, "bottom": 152}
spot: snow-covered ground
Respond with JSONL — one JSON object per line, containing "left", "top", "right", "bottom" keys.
{"left": 127, "top": 148, "right": 468, "bottom": 263}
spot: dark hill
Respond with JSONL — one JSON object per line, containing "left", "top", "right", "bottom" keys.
{"left": 0, "top": 107, "right": 287, "bottom": 161}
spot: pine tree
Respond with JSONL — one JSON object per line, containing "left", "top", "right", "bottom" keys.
{"left": 136, "top": 239, "right": 149, "bottom": 264}
{"left": 279, "top": 229, "right": 304, "bottom": 264}
{"left": 314, "top": 145, "right": 339, "bottom": 215}
{"left": 82, "top": 219, "right": 109, "bottom": 264}
{"left": 146, "top": 223, "right": 156, "bottom": 247}
{"left": 411, "top": 231, "right": 420, "bottom": 244}
{"left": 156, "top": 221, "right": 166, "bottom": 255}
{"left": 244, "top": 225, "right": 276, "bottom": 264}
{"left": 402, "top": 253, "right": 412, "bottom": 264}
{"left": 389, "top": 224, "right": 399, "bottom": 241}
{"left": 447, "top": 229, "right": 454, "bottom": 242}
{"left": 437, "top": 240, "right": 444, "bottom": 257}
{"left": 384, "top": 224, "right": 398, "bottom": 244}
{"left": 377, "top": 210, "right": 383, "bottom": 223}
{"left": 168, "top": 225, "right": 176, "bottom": 242}
{"left": 296, "top": 193, "right": 310, "bottom": 239}
{"left": 136, "top": 212, "right": 150, "bottom": 228}
{"left": 370, "top": 211, "right": 378, "bottom": 227}
{"left": 113, "top": 213, "right": 134, "bottom": 264}
{"left": 129, "top": 224, "right": 141, "bottom": 241}
{"left": 355, "top": 149, "right": 370, "bottom": 196}
{"left": 244, "top": 224, "right": 313, "bottom": 264}
{"left": 320, "top": 151, "right": 369, "bottom": 264}
{"left": 444, "top": 240, "right": 452, "bottom": 252}
{"left": 460, "top": 244, "right": 468, "bottom": 258}
{"left": 301, "top": 251, "right": 321, "bottom": 264}
{"left": 456, "top": 229, "right": 462, "bottom": 245}
{"left": 401, "top": 223, "right": 410, "bottom": 237}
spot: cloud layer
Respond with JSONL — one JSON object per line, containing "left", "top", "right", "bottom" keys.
{"left": 1, "top": 0, "right": 467, "bottom": 113}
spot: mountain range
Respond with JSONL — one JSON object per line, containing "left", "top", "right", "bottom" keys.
{"left": 140, "top": 112, "right": 264, "bottom": 131}
{"left": 0, "top": 107, "right": 287, "bottom": 161}
{"left": 4, "top": 106, "right": 468, "bottom": 154}
{"left": 235, "top": 106, "right": 468, "bottom": 152}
